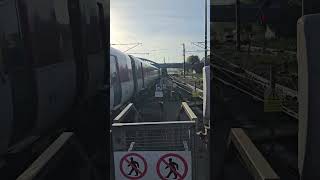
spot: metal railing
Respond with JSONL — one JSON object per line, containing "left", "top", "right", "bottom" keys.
{"left": 112, "top": 121, "right": 195, "bottom": 152}
{"left": 177, "top": 102, "right": 206, "bottom": 136}
{"left": 112, "top": 101, "right": 200, "bottom": 152}
{"left": 113, "top": 103, "right": 142, "bottom": 122}
{"left": 112, "top": 121, "right": 197, "bottom": 179}
{"left": 230, "top": 128, "right": 280, "bottom": 180}
{"left": 111, "top": 101, "right": 208, "bottom": 179}
{"left": 17, "top": 132, "right": 100, "bottom": 180}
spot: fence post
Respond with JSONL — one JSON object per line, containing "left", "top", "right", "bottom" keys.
{"left": 192, "top": 124, "right": 197, "bottom": 180}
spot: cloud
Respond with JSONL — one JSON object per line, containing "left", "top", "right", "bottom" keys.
{"left": 111, "top": 0, "right": 210, "bottom": 63}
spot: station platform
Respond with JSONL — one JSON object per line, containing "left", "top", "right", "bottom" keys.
{"left": 110, "top": 76, "right": 209, "bottom": 180}
{"left": 124, "top": 76, "right": 204, "bottom": 123}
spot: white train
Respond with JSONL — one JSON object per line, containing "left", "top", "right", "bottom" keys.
{"left": 110, "top": 47, "right": 160, "bottom": 111}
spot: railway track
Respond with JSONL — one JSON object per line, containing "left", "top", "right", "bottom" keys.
{"left": 211, "top": 52, "right": 299, "bottom": 179}
{"left": 168, "top": 75, "right": 203, "bottom": 100}
{"left": 217, "top": 44, "right": 296, "bottom": 56}
{"left": 211, "top": 52, "right": 298, "bottom": 119}
{"left": 168, "top": 64, "right": 299, "bottom": 179}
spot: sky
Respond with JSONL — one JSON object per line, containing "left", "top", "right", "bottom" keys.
{"left": 110, "top": 0, "right": 210, "bottom": 63}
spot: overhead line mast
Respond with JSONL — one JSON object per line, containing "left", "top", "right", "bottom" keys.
{"left": 182, "top": 43, "right": 186, "bottom": 78}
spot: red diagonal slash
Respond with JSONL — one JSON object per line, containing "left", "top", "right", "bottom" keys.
{"left": 160, "top": 158, "right": 183, "bottom": 179}
{"left": 124, "top": 158, "right": 143, "bottom": 175}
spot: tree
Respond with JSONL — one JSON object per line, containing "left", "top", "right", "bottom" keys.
{"left": 193, "top": 63, "right": 203, "bottom": 74}
{"left": 186, "top": 55, "right": 200, "bottom": 74}
{"left": 187, "top": 55, "right": 200, "bottom": 65}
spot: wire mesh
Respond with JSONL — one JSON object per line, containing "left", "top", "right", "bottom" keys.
{"left": 112, "top": 122, "right": 195, "bottom": 151}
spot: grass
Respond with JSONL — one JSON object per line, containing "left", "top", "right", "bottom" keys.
{"left": 218, "top": 46, "right": 298, "bottom": 76}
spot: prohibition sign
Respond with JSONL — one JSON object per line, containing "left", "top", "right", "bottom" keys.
{"left": 119, "top": 152, "right": 147, "bottom": 179}
{"left": 156, "top": 153, "right": 188, "bottom": 180}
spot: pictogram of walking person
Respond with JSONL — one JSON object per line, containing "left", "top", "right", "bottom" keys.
{"left": 165, "top": 158, "right": 179, "bottom": 179}
{"left": 127, "top": 157, "right": 140, "bottom": 176}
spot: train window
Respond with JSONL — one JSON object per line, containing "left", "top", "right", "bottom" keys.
{"left": 0, "top": 0, "right": 22, "bottom": 68}
{"left": 136, "top": 61, "right": 142, "bottom": 78}
{"left": 27, "top": 0, "right": 76, "bottom": 67}
{"left": 86, "top": 4, "right": 100, "bottom": 53}
{"left": 97, "top": 3, "right": 106, "bottom": 49}
{"left": 0, "top": 0, "right": 8, "bottom": 79}
{"left": 110, "top": 56, "right": 117, "bottom": 85}
{"left": 28, "top": 1, "right": 61, "bottom": 67}
{"left": 127, "top": 57, "right": 133, "bottom": 80}
{"left": 116, "top": 56, "right": 130, "bottom": 82}
{"left": 110, "top": 54, "right": 122, "bottom": 105}
{"left": 141, "top": 62, "right": 145, "bottom": 79}
{"left": 54, "top": 0, "right": 70, "bottom": 25}
{"left": 54, "top": 0, "right": 74, "bottom": 60}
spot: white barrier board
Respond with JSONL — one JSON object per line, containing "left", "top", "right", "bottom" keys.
{"left": 114, "top": 151, "right": 191, "bottom": 180}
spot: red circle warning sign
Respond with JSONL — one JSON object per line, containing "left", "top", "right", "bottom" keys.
{"left": 119, "top": 152, "right": 148, "bottom": 179}
{"left": 156, "top": 153, "right": 188, "bottom": 180}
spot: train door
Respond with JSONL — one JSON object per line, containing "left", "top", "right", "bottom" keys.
{"left": 110, "top": 55, "right": 121, "bottom": 107}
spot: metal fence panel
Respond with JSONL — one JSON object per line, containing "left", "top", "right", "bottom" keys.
{"left": 112, "top": 121, "right": 195, "bottom": 151}
{"left": 111, "top": 121, "right": 197, "bottom": 179}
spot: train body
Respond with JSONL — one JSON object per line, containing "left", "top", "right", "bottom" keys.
{"left": 0, "top": 0, "right": 108, "bottom": 160}
{"left": 110, "top": 47, "right": 160, "bottom": 111}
